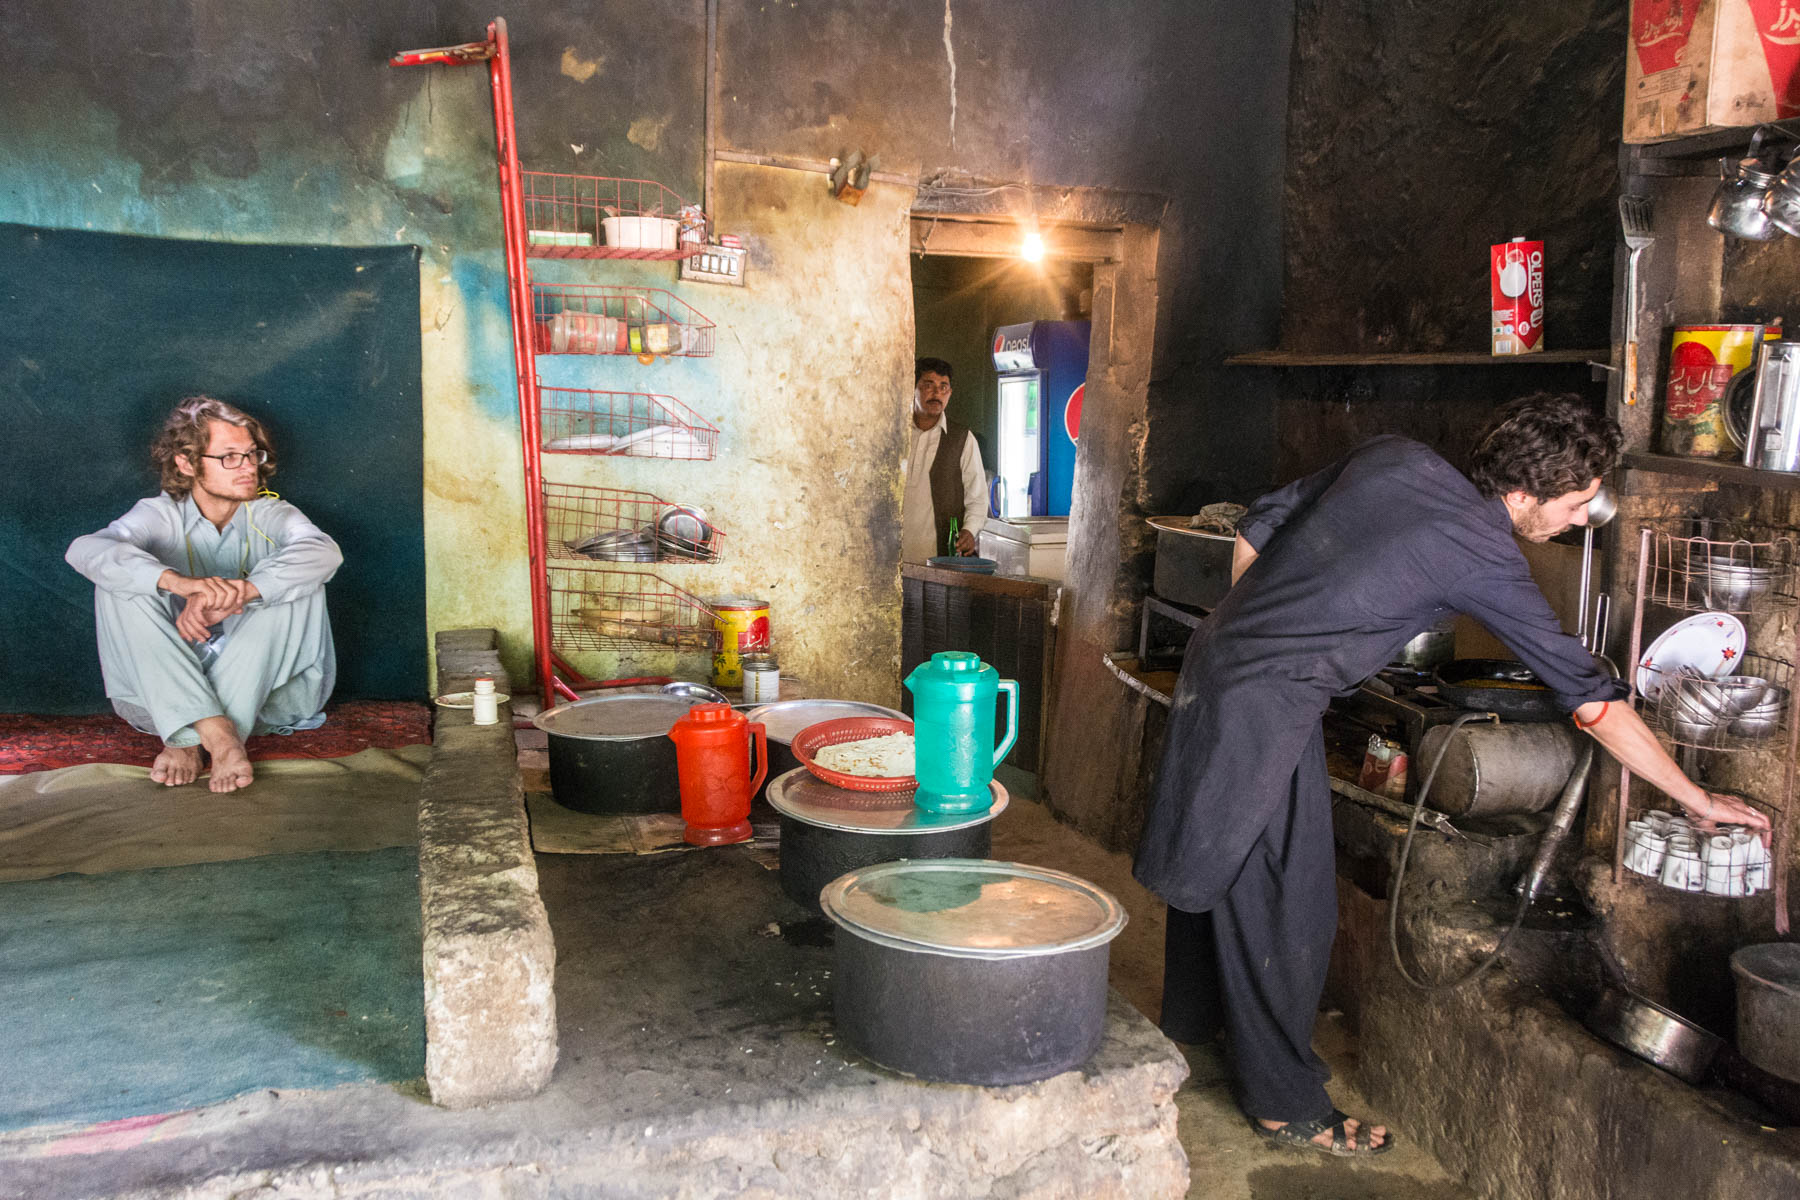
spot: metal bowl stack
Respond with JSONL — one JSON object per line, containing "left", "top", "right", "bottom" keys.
{"left": 1664, "top": 673, "right": 1773, "bottom": 745}
{"left": 1729, "top": 684, "right": 1788, "bottom": 739}
{"left": 568, "top": 527, "right": 659, "bottom": 562}
{"left": 1698, "top": 555, "right": 1778, "bottom": 610}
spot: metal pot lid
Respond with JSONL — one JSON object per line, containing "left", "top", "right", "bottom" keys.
{"left": 533, "top": 693, "right": 702, "bottom": 740}
{"left": 743, "top": 699, "right": 906, "bottom": 743}
{"left": 766, "top": 768, "right": 1006, "bottom": 833}
{"left": 820, "top": 858, "right": 1127, "bottom": 961}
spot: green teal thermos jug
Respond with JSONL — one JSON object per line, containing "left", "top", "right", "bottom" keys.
{"left": 904, "top": 651, "right": 1019, "bottom": 814}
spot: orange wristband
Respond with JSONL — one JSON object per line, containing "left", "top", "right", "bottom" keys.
{"left": 1572, "top": 701, "right": 1611, "bottom": 730}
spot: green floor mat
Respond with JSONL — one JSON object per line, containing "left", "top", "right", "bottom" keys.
{"left": 0, "top": 847, "right": 424, "bottom": 1132}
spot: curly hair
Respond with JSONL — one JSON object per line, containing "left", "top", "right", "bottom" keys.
{"left": 1466, "top": 392, "right": 1621, "bottom": 501}
{"left": 150, "top": 396, "right": 277, "bottom": 501}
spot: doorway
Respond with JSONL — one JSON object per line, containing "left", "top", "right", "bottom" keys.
{"left": 909, "top": 252, "right": 1094, "bottom": 526}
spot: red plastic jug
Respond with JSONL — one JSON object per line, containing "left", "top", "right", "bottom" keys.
{"left": 668, "top": 703, "right": 767, "bottom": 846}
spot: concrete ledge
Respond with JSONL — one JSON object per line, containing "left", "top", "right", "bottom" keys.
{"left": 1330, "top": 799, "right": 1800, "bottom": 1199}
{"left": 420, "top": 629, "right": 555, "bottom": 1108}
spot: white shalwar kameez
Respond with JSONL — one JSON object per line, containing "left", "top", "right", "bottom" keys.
{"left": 65, "top": 493, "right": 341, "bottom": 747}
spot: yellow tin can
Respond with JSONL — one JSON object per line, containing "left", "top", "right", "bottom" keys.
{"left": 1662, "top": 324, "right": 1780, "bottom": 458}
{"left": 711, "top": 598, "right": 771, "bottom": 688}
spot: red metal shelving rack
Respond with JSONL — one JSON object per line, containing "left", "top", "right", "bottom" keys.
{"left": 392, "top": 20, "right": 719, "bottom": 709}
{"left": 537, "top": 386, "right": 719, "bottom": 459}
{"left": 522, "top": 172, "right": 697, "bottom": 260}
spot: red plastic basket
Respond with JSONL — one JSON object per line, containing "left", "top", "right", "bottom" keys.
{"left": 790, "top": 717, "right": 916, "bottom": 792}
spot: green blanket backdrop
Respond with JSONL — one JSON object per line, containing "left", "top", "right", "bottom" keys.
{"left": 0, "top": 223, "right": 425, "bottom": 711}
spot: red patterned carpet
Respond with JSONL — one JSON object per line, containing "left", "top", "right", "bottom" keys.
{"left": 0, "top": 701, "right": 432, "bottom": 774}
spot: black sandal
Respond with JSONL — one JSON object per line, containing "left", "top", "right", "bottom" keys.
{"left": 1250, "top": 1108, "right": 1395, "bottom": 1157}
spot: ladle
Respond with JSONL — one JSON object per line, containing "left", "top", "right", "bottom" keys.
{"left": 1576, "top": 484, "right": 1618, "bottom": 650}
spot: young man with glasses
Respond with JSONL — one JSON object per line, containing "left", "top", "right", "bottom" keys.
{"left": 66, "top": 396, "right": 342, "bottom": 793}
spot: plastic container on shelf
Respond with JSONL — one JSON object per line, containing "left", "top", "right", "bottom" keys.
{"left": 521, "top": 172, "right": 694, "bottom": 260}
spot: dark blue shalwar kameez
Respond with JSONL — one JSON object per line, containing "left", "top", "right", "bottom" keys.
{"left": 1134, "top": 436, "right": 1625, "bottom": 1123}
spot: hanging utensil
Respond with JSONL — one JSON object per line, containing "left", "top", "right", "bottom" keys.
{"left": 1619, "top": 195, "right": 1654, "bottom": 408}
{"left": 1576, "top": 484, "right": 1617, "bottom": 649}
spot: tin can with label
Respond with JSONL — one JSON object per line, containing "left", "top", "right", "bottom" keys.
{"left": 1661, "top": 324, "right": 1781, "bottom": 458}
{"left": 742, "top": 652, "right": 780, "bottom": 703}
{"left": 1491, "top": 237, "right": 1545, "bottom": 355}
{"left": 711, "top": 598, "right": 772, "bottom": 688}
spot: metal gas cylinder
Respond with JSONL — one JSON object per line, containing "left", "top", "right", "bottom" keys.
{"left": 1417, "top": 720, "right": 1585, "bottom": 817}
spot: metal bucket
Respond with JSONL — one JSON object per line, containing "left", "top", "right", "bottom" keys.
{"left": 1732, "top": 943, "right": 1800, "bottom": 1083}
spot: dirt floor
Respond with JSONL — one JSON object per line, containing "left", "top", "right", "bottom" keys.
{"left": 988, "top": 768, "right": 1475, "bottom": 1200}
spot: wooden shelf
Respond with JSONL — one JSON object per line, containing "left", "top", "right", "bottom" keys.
{"left": 1631, "top": 118, "right": 1800, "bottom": 163}
{"left": 1623, "top": 451, "right": 1800, "bottom": 492}
{"left": 1224, "top": 349, "right": 1610, "bottom": 367}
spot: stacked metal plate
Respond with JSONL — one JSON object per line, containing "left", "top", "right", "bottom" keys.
{"left": 567, "top": 528, "right": 658, "bottom": 562}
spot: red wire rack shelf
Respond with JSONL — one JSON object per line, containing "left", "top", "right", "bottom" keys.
{"left": 532, "top": 283, "right": 715, "bottom": 357}
{"left": 543, "top": 481, "right": 726, "bottom": 564}
{"left": 538, "top": 387, "right": 718, "bottom": 460}
{"left": 523, "top": 173, "right": 702, "bottom": 260}
{"left": 548, "top": 565, "right": 722, "bottom": 652}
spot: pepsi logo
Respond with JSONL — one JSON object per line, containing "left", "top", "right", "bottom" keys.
{"left": 1064, "top": 383, "right": 1085, "bottom": 443}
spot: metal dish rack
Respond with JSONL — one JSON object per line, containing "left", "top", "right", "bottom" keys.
{"left": 522, "top": 173, "right": 696, "bottom": 261}
{"left": 543, "top": 482, "right": 726, "bottom": 565}
{"left": 532, "top": 283, "right": 715, "bottom": 357}
{"left": 392, "top": 21, "right": 723, "bottom": 706}
{"left": 548, "top": 565, "right": 722, "bottom": 653}
{"left": 538, "top": 387, "right": 718, "bottom": 460}
{"left": 1618, "top": 526, "right": 1798, "bottom": 932}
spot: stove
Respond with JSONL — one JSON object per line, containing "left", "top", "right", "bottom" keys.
{"left": 1334, "top": 668, "right": 1495, "bottom": 755}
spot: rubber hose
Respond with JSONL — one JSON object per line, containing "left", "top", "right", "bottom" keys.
{"left": 1388, "top": 712, "right": 1537, "bottom": 992}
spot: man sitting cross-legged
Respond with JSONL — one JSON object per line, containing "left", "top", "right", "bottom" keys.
{"left": 65, "top": 396, "right": 342, "bottom": 793}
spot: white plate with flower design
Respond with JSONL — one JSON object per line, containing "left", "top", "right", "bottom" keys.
{"left": 1636, "top": 612, "right": 1746, "bottom": 701}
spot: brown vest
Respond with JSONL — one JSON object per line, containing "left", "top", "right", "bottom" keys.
{"left": 927, "top": 418, "right": 972, "bottom": 556}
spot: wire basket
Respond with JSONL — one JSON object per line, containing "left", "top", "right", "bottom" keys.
{"left": 539, "top": 387, "right": 719, "bottom": 460}
{"left": 548, "top": 565, "right": 722, "bottom": 652}
{"left": 543, "top": 482, "right": 725, "bottom": 564}
{"left": 531, "top": 284, "right": 715, "bottom": 357}
{"left": 1621, "top": 803, "right": 1774, "bottom": 897}
{"left": 522, "top": 173, "right": 701, "bottom": 260}
{"left": 1645, "top": 527, "right": 1798, "bottom": 614}
{"left": 1642, "top": 653, "right": 1792, "bottom": 753}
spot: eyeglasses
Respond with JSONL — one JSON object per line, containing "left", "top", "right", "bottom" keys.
{"left": 199, "top": 449, "right": 268, "bottom": 469}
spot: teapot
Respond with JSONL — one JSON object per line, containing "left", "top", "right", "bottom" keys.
{"left": 1709, "top": 128, "right": 1783, "bottom": 241}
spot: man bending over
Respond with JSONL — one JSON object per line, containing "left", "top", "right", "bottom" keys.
{"left": 66, "top": 397, "right": 341, "bottom": 793}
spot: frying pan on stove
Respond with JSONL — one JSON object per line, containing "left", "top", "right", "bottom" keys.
{"left": 1433, "top": 658, "right": 1563, "bottom": 722}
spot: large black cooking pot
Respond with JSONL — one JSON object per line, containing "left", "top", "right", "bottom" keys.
{"left": 533, "top": 693, "right": 705, "bottom": 814}
{"left": 821, "top": 859, "right": 1127, "bottom": 1086}
{"left": 1433, "top": 658, "right": 1563, "bottom": 722}
{"left": 766, "top": 767, "right": 1006, "bottom": 913}
{"left": 743, "top": 699, "right": 907, "bottom": 805}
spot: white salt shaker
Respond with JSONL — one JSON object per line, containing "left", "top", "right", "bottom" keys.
{"left": 471, "top": 676, "right": 499, "bottom": 726}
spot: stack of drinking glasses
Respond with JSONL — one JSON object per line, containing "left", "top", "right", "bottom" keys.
{"left": 1624, "top": 809, "right": 1773, "bottom": 897}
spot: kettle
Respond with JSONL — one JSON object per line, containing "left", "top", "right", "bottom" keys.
{"left": 1710, "top": 156, "right": 1783, "bottom": 241}
{"left": 903, "top": 651, "right": 1019, "bottom": 814}
{"left": 668, "top": 703, "right": 767, "bottom": 846}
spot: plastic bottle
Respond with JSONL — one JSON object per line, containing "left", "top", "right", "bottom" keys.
{"left": 471, "top": 677, "right": 499, "bottom": 726}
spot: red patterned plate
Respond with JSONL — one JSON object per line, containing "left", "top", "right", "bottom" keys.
{"left": 790, "top": 716, "right": 916, "bottom": 792}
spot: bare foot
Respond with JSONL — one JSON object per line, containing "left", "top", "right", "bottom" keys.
{"left": 1260, "top": 1113, "right": 1390, "bottom": 1154}
{"left": 149, "top": 744, "right": 203, "bottom": 786}
{"left": 193, "top": 715, "right": 254, "bottom": 794}
{"left": 206, "top": 741, "right": 254, "bottom": 793}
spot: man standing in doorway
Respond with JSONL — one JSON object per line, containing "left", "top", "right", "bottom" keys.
{"left": 66, "top": 396, "right": 342, "bottom": 794}
{"left": 1135, "top": 393, "right": 1769, "bottom": 1157}
{"left": 901, "top": 357, "right": 988, "bottom": 562}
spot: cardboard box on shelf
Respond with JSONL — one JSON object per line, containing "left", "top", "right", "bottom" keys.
{"left": 1625, "top": 0, "right": 1800, "bottom": 143}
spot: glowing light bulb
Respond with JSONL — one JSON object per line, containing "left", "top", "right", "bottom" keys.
{"left": 1021, "top": 232, "right": 1045, "bottom": 262}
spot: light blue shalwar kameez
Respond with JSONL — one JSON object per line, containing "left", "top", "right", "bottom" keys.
{"left": 65, "top": 493, "right": 341, "bottom": 747}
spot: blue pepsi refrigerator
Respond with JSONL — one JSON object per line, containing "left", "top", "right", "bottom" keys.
{"left": 991, "top": 321, "right": 1090, "bottom": 517}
